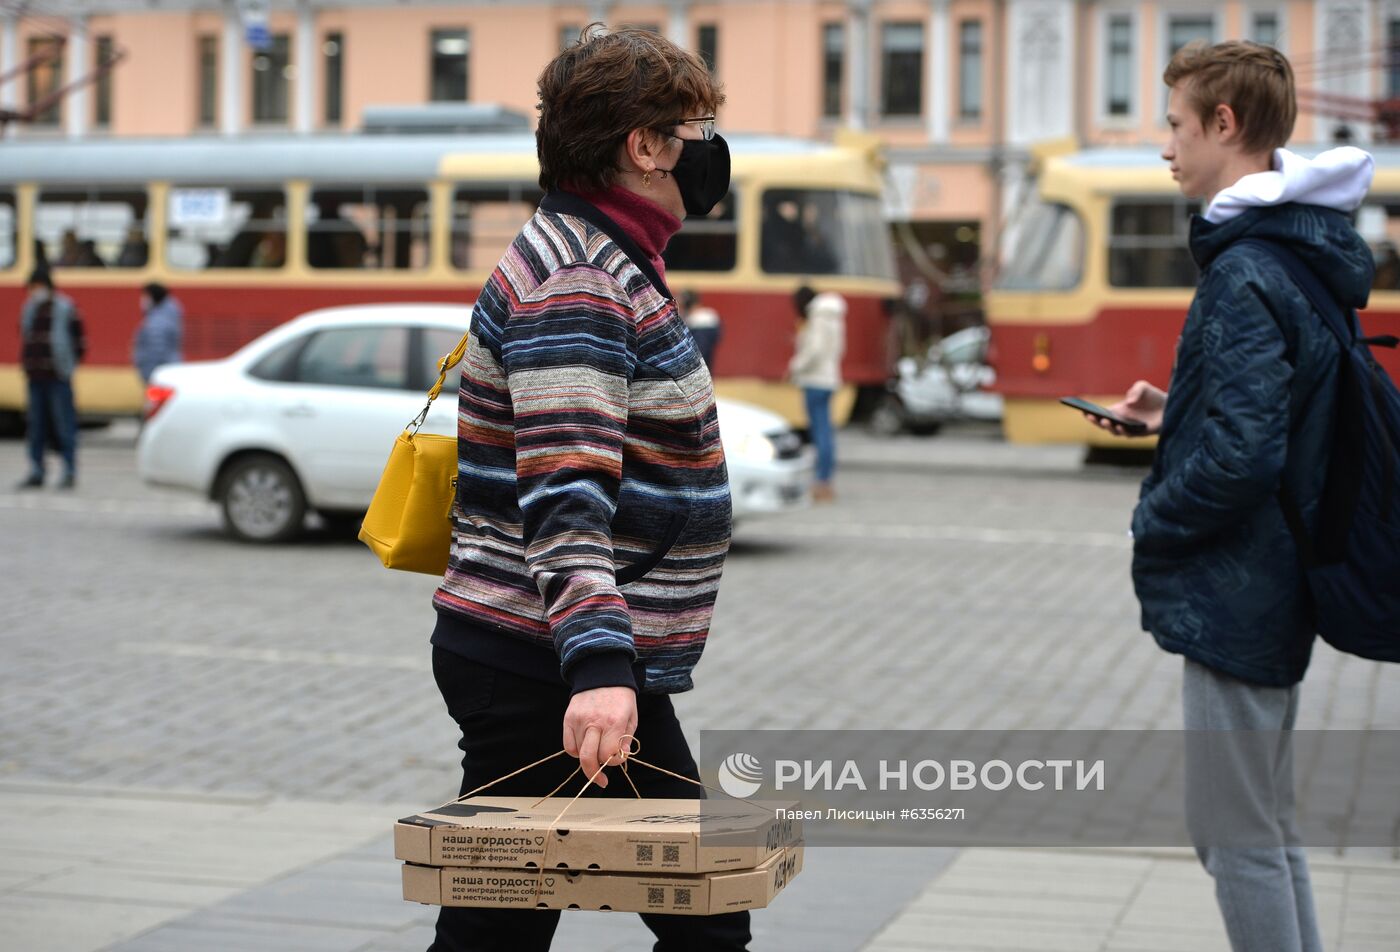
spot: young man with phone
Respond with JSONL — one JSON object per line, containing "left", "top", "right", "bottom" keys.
{"left": 1088, "top": 41, "right": 1374, "bottom": 952}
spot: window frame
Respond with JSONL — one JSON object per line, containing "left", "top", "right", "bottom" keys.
{"left": 251, "top": 33, "right": 292, "bottom": 126}
{"left": 305, "top": 183, "right": 433, "bottom": 272}
{"left": 1107, "top": 196, "right": 1202, "bottom": 289}
{"left": 93, "top": 35, "right": 115, "bottom": 130}
{"left": 287, "top": 324, "right": 415, "bottom": 392}
{"left": 880, "top": 20, "right": 925, "bottom": 119}
{"left": 0, "top": 189, "right": 18, "bottom": 272}
{"left": 449, "top": 181, "right": 544, "bottom": 273}
{"left": 164, "top": 185, "right": 289, "bottom": 272}
{"left": 1157, "top": 8, "right": 1218, "bottom": 121}
{"left": 1096, "top": 8, "right": 1138, "bottom": 125}
{"left": 197, "top": 34, "right": 219, "bottom": 128}
{"left": 663, "top": 186, "right": 740, "bottom": 274}
{"left": 429, "top": 28, "right": 470, "bottom": 102}
{"left": 323, "top": 32, "right": 344, "bottom": 127}
{"left": 696, "top": 23, "right": 718, "bottom": 74}
{"left": 957, "top": 19, "right": 984, "bottom": 123}
{"left": 36, "top": 186, "right": 153, "bottom": 271}
{"left": 821, "top": 22, "right": 845, "bottom": 120}
{"left": 26, "top": 36, "right": 63, "bottom": 127}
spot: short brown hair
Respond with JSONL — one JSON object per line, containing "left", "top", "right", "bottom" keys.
{"left": 536, "top": 25, "right": 725, "bottom": 192}
{"left": 1164, "top": 40, "right": 1296, "bottom": 154}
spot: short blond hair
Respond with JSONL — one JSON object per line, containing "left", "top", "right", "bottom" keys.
{"left": 1164, "top": 40, "right": 1296, "bottom": 154}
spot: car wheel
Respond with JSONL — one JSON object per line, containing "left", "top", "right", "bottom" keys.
{"left": 869, "top": 397, "right": 907, "bottom": 437}
{"left": 219, "top": 454, "right": 307, "bottom": 543}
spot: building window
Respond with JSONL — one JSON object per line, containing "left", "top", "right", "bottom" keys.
{"left": 430, "top": 29, "right": 469, "bottom": 101}
{"left": 621, "top": 23, "right": 661, "bottom": 34}
{"left": 1389, "top": 20, "right": 1400, "bottom": 98}
{"left": 822, "top": 23, "right": 844, "bottom": 119}
{"left": 197, "top": 35, "right": 218, "bottom": 127}
{"left": 93, "top": 35, "right": 114, "bottom": 128}
{"left": 26, "top": 37, "right": 63, "bottom": 126}
{"left": 880, "top": 22, "right": 923, "bottom": 117}
{"left": 251, "top": 34, "right": 291, "bottom": 125}
{"left": 559, "top": 24, "right": 581, "bottom": 51}
{"left": 959, "top": 20, "right": 983, "bottom": 121}
{"left": 1252, "top": 12, "right": 1280, "bottom": 48}
{"left": 697, "top": 23, "right": 717, "bottom": 73}
{"left": 1166, "top": 14, "right": 1213, "bottom": 60}
{"left": 323, "top": 33, "right": 343, "bottom": 126}
{"left": 1105, "top": 15, "right": 1133, "bottom": 117}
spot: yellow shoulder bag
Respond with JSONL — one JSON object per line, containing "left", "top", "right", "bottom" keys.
{"left": 358, "top": 330, "right": 470, "bottom": 575}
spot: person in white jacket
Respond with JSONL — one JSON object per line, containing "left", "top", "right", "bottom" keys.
{"left": 789, "top": 287, "right": 846, "bottom": 501}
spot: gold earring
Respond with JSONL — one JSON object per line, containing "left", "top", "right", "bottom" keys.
{"left": 642, "top": 170, "right": 652, "bottom": 188}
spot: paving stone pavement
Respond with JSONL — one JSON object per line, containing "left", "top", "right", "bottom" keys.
{"left": 1, "top": 423, "right": 1396, "bottom": 951}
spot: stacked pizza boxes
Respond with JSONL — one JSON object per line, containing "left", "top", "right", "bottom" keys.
{"left": 396, "top": 796, "right": 804, "bottom": 916}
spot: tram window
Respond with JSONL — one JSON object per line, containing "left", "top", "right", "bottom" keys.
{"left": 664, "top": 190, "right": 737, "bottom": 272}
{"left": 1356, "top": 200, "right": 1400, "bottom": 292}
{"left": 1108, "top": 199, "right": 1199, "bottom": 288}
{"left": 996, "top": 199, "right": 1084, "bottom": 291}
{"left": 36, "top": 188, "right": 149, "bottom": 269}
{"left": 760, "top": 188, "right": 896, "bottom": 279}
{"left": 451, "top": 184, "right": 543, "bottom": 271}
{"left": 307, "top": 186, "right": 430, "bottom": 270}
{"left": 0, "top": 192, "right": 16, "bottom": 269}
{"left": 166, "top": 188, "right": 287, "bottom": 270}
{"left": 293, "top": 326, "right": 410, "bottom": 390}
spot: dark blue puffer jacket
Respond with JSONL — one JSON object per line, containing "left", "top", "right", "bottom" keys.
{"left": 1131, "top": 203, "right": 1374, "bottom": 687}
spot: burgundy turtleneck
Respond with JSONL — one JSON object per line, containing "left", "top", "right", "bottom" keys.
{"left": 570, "top": 185, "right": 682, "bottom": 283}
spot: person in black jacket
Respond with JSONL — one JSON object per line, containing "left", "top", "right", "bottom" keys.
{"left": 17, "top": 268, "right": 86, "bottom": 489}
{"left": 1089, "top": 42, "right": 1374, "bottom": 952}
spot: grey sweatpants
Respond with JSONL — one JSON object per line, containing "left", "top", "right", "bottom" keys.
{"left": 1182, "top": 658, "right": 1323, "bottom": 952}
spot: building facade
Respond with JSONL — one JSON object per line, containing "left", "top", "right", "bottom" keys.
{"left": 4, "top": 0, "right": 1398, "bottom": 303}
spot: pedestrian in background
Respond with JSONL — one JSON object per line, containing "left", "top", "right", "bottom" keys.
{"left": 789, "top": 285, "right": 845, "bottom": 502}
{"left": 132, "top": 282, "right": 183, "bottom": 384}
{"left": 17, "top": 268, "right": 85, "bottom": 489}
{"left": 426, "top": 24, "right": 747, "bottom": 952}
{"left": 679, "top": 288, "right": 722, "bottom": 367}
{"left": 1088, "top": 40, "right": 1375, "bottom": 952}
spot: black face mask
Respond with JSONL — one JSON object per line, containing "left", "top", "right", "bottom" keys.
{"left": 656, "top": 133, "right": 731, "bottom": 217}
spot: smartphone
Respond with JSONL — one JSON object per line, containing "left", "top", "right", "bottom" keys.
{"left": 1059, "top": 396, "right": 1149, "bottom": 435}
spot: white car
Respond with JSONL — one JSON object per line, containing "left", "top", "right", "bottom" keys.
{"left": 138, "top": 304, "right": 812, "bottom": 542}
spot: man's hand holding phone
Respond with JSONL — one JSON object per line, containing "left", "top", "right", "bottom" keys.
{"left": 1064, "top": 381, "right": 1166, "bottom": 437}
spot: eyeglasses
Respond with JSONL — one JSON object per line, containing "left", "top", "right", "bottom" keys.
{"left": 669, "top": 115, "right": 717, "bottom": 141}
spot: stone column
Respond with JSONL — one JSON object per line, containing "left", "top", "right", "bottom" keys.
{"left": 66, "top": 18, "right": 88, "bottom": 139}
{"left": 1, "top": 16, "right": 17, "bottom": 139}
{"left": 221, "top": 2, "right": 242, "bottom": 136}
{"left": 848, "top": 0, "right": 873, "bottom": 130}
{"left": 294, "top": 0, "right": 315, "bottom": 132}
{"left": 928, "top": 0, "right": 950, "bottom": 142}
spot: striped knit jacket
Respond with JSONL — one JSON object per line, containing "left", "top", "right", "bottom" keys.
{"left": 431, "top": 191, "right": 732, "bottom": 695}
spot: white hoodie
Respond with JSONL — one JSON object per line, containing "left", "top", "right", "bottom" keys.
{"left": 1204, "top": 146, "right": 1375, "bottom": 224}
{"left": 789, "top": 292, "right": 847, "bottom": 391}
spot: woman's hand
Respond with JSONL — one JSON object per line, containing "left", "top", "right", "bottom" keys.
{"left": 1088, "top": 380, "right": 1167, "bottom": 437}
{"left": 563, "top": 686, "right": 638, "bottom": 789}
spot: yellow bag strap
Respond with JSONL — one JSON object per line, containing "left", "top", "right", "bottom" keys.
{"left": 409, "top": 330, "right": 471, "bottom": 433}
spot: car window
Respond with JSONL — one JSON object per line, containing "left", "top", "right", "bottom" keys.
{"left": 293, "top": 326, "right": 410, "bottom": 390}
{"left": 247, "top": 336, "right": 307, "bottom": 382}
{"left": 420, "top": 327, "right": 467, "bottom": 394}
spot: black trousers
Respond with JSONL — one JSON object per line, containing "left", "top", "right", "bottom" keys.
{"left": 428, "top": 647, "right": 752, "bottom": 952}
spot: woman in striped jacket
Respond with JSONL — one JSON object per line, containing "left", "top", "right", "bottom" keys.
{"left": 427, "top": 25, "right": 750, "bottom": 952}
